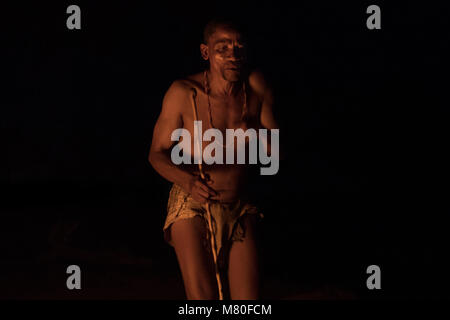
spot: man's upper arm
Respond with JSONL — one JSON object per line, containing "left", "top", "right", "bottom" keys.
{"left": 151, "top": 81, "right": 187, "bottom": 153}
{"left": 250, "top": 71, "right": 278, "bottom": 130}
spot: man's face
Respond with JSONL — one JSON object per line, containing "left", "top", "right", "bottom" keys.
{"left": 202, "top": 26, "right": 247, "bottom": 82}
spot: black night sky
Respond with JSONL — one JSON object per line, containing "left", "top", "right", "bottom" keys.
{"left": 1, "top": 1, "right": 448, "bottom": 299}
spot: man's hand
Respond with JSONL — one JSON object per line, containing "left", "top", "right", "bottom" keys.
{"left": 185, "top": 175, "right": 218, "bottom": 204}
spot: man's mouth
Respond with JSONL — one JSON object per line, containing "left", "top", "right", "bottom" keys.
{"left": 225, "top": 63, "right": 242, "bottom": 71}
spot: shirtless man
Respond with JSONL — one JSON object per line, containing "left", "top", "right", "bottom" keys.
{"left": 149, "top": 19, "right": 279, "bottom": 300}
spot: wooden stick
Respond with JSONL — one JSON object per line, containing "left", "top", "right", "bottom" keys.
{"left": 190, "top": 88, "right": 224, "bottom": 300}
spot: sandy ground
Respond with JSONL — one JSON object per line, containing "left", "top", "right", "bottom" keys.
{"left": 0, "top": 207, "right": 374, "bottom": 300}
{"left": 0, "top": 263, "right": 358, "bottom": 300}
{"left": 0, "top": 242, "right": 359, "bottom": 300}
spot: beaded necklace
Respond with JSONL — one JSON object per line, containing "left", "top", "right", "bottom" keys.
{"left": 203, "top": 70, "right": 248, "bottom": 131}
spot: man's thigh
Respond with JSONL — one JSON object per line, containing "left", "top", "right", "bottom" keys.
{"left": 171, "top": 216, "right": 218, "bottom": 299}
{"left": 227, "top": 214, "right": 261, "bottom": 300}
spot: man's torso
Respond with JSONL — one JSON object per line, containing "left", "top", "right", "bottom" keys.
{"left": 175, "top": 71, "right": 263, "bottom": 202}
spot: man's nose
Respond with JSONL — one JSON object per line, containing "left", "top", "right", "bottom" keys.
{"left": 228, "top": 53, "right": 238, "bottom": 61}
{"left": 228, "top": 46, "right": 243, "bottom": 61}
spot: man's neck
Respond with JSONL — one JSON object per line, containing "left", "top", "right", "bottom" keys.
{"left": 207, "top": 70, "right": 242, "bottom": 97}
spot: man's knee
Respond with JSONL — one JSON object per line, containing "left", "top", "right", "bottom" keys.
{"left": 171, "top": 217, "right": 219, "bottom": 300}
{"left": 186, "top": 279, "right": 218, "bottom": 300}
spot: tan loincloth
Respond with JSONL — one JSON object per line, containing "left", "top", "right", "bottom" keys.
{"left": 163, "top": 183, "right": 263, "bottom": 267}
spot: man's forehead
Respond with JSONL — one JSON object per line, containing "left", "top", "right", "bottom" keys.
{"left": 209, "top": 27, "right": 244, "bottom": 44}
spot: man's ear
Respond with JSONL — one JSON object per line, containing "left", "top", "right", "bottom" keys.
{"left": 200, "top": 43, "right": 209, "bottom": 60}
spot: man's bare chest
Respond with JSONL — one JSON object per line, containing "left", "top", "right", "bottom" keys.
{"left": 182, "top": 91, "right": 260, "bottom": 132}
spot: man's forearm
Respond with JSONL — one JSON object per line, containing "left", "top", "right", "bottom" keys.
{"left": 149, "top": 150, "right": 193, "bottom": 190}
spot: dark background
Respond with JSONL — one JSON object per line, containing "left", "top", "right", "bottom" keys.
{"left": 1, "top": 1, "right": 448, "bottom": 299}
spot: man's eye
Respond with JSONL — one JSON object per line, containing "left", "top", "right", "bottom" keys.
{"left": 216, "top": 46, "right": 228, "bottom": 52}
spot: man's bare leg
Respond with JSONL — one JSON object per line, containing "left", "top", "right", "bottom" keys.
{"left": 228, "top": 214, "right": 261, "bottom": 299}
{"left": 171, "top": 216, "right": 219, "bottom": 299}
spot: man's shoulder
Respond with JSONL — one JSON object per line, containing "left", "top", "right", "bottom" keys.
{"left": 162, "top": 73, "right": 204, "bottom": 113}
{"left": 170, "top": 72, "right": 204, "bottom": 94}
{"left": 248, "top": 69, "right": 272, "bottom": 100}
{"left": 248, "top": 69, "right": 270, "bottom": 91}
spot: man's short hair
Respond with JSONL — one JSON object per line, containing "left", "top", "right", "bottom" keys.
{"left": 203, "top": 18, "right": 246, "bottom": 44}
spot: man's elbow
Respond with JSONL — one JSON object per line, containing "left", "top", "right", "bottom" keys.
{"left": 148, "top": 148, "right": 167, "bottom": 170}
{"left": 148, "top": 149, "right": 158, "bottom": 168}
